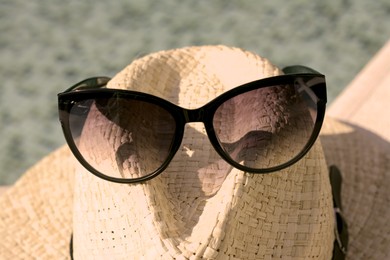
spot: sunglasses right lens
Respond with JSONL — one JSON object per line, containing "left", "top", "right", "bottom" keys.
{"left": 68, "top": 96, "right": 177, "bottom": 180}
{"left": 213, "top": 78, "right": 319, "bottom": 171}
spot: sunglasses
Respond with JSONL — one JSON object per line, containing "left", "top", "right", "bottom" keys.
{"left": 58, "top": 65, "right": 327, "bottom": 184}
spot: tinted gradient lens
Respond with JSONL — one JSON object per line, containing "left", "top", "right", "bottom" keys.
{"left": 68, "top": 96, "right": 176, "bottom": 179}
{"left": 212, "top": 80, "right": 318, "bottom": 170}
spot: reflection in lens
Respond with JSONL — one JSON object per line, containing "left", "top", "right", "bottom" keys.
{"left": 69, "top": 97, "right": 176, "bottom": 179}
{"left": 213, "top": 81, "right": 317, "bottom": 170}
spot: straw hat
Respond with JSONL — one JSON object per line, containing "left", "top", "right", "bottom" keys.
{"left": 0, "top": 45, "right": 389, "bottom": 259}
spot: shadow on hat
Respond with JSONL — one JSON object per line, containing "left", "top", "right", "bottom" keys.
{"left": 0, "top": 46, "right": 389, "bottom": 259}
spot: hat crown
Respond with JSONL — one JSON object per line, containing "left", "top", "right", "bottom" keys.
{"left": 107, "top": 45, "right": 281, "bottom": 107}
{"left": 72, "top": 45, "right": 334, "bottom": 259}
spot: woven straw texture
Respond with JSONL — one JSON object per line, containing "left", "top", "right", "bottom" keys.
{"left": 5, "top": 45, "right": 389, "bottom": 259}
{"left": 320, "top": 117, "right": 390, "bottom": 259}
{"left": 0, "top": 145, "right": 75, "bottom": 259}
{"left": 72, "top": 46, "right": 334, "bottom": 259}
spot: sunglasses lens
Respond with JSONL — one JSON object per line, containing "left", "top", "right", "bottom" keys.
{"left": 68, "top": 97, "right": 176, "bottom": 179}
{"left": 213, "top": 79, "right": 318, "bottom": 170}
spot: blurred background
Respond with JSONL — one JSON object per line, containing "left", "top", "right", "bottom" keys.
{"left": 1, "top": 0, "right": 389, "bottom": 185}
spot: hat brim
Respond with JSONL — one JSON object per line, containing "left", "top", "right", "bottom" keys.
{"left": 0, "top": 145, "right": 75, "bottom": 258}
{"left": 320, "top": 117, "right": 390, "bottom": 259}
{"left": 1, "top": 116, "right": 389, "bottom": 258}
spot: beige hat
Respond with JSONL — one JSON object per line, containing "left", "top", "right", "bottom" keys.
{"left": 0, "top": 45, "right": 389, "bottom": 259}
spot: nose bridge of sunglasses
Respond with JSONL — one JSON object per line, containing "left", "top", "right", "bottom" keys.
{"left": 183, "top": 108, "right": 205, "bottom": 122}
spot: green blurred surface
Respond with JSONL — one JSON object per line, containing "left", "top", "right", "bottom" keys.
{"left": 1, "top": 0, "right": 389, "bottom": 184}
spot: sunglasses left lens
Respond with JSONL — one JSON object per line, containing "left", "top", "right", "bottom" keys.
{"left": 68, "top": 97, "right": 176, "bottom": 180}
{"left": 213, "top": 81, "right": 318, "bottom": 171}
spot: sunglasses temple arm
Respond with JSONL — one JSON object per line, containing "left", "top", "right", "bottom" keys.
{"left": 63, "top": 77, "right": 111, "bottom": 92}
{"left": 282, "top": 65, "right": 321, "bottom": 75}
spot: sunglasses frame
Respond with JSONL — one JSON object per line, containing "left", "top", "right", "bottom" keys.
{"left": 58, "top": 66, "right": 327, "bottom": 183}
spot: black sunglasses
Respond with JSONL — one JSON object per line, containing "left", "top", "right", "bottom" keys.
{"left": 58, "top": 65, "right": 327, "bottom": 184}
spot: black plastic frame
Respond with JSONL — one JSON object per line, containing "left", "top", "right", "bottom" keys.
{"left": 58, "top": 66, "right": 327, "bottom": 183}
